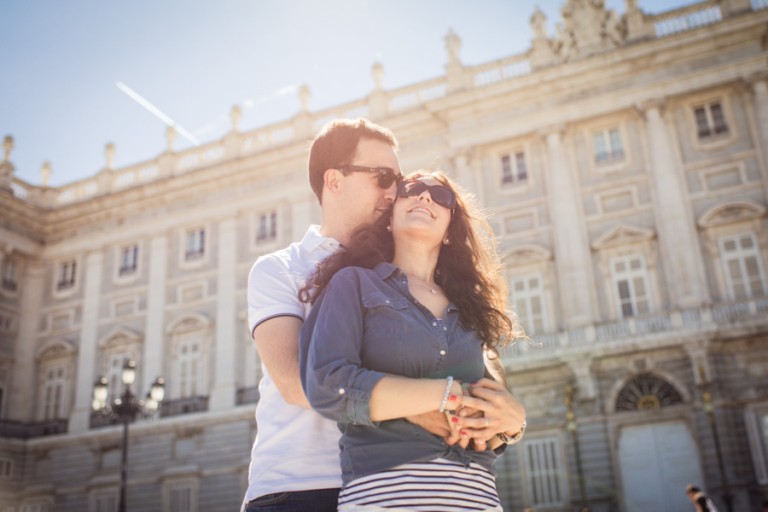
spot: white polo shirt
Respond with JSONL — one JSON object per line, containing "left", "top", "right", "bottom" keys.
{"left": 244, "top": 225, "right": 343, "bottom": 504}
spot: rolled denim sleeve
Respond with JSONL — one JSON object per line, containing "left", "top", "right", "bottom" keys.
{"left": 299, "top": 268, "right": 385, "bottom": 426}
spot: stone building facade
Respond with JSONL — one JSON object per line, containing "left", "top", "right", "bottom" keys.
{"left": 1, "top": 0, "right": 767, "bottom": 510}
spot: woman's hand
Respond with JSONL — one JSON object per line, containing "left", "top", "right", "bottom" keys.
{"left": 451, "top": 378, "right": 526, "bottom": 449}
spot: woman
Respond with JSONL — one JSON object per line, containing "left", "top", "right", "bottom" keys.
{"left": 298, "top": 171, "right": 525, "bottom": 511}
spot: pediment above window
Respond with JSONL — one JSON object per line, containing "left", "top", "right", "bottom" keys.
{"left": 503, "top": 245, "right": 552, "bottom": 266}
{"left": 698, "top": 200, "right": 766, "bottom": 228}
{"left": 592, "top": 224, "right": 655, "bottom": 250}
{"left": 35, "top": 338, "right": 77, "bottom": 361}
{"left": 166, "top": 313, "right": 211, "bottom": 334}
{"left": 98, "top": 327, "right": 141, "bottom": 349}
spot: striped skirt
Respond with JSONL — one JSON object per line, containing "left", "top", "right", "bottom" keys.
{"left": 337, "top": 458, "right": 503, "bottom": 511}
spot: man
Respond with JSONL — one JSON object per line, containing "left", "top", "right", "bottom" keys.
{"left": 685, "top": 484, "right": 720, "bottom": 512}
{"left": 243, "top": 118, "right": 525, "bottom": 511}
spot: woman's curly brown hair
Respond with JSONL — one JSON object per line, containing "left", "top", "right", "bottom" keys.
{"left": 299, "top": 170, "right": 522, "bottom": 349}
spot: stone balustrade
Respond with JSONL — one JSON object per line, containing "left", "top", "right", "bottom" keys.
{"left": 650, "top": 0, "right": 723, "bottom": 37}
{"left": 501, "top": 297, "right": 768, "bottom": 363}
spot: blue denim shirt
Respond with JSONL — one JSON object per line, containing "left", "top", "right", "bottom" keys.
{"left": 299, "top": 262, "right": 496, "bottom": 485}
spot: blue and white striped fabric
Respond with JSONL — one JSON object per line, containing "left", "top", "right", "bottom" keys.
{"left": 337, "top": 458, "right": 503, "bottom": 511}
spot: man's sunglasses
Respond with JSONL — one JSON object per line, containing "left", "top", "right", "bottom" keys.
{"left": 338, "top": 165, "right": 401, "bottom": 189}
{"left": 397, "top": 180, "right": 457, "bottom": 211}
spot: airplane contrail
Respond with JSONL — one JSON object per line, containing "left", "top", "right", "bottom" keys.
{"left": 116, "top": 81, "right": 200, "bottom": 146}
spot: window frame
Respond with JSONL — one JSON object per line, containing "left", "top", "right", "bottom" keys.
{"left": 252, "top": 208, "right": 281, "bottom": 251}
{"left": 178, "top": 225, "right": 211, "bottom": 269}
{"left": 609, "top": 254, "right": 653, "bottom": 318}
{"left": 519, "top": 433, "right": 569, "bottom": 508}
{"left": 687, "top": 94, "right": 736, "bottom": 150}
{"left": 592, "top": 125, "right": 626, "bottom": 166}
{"left": 717, "top": 232, "right": 768, "bottom": 301}
{"left": 53, "top": 257, "right": 81, "bottom": 297}
{"left": 114, "top": 242, "right": 142, "bottom": 283}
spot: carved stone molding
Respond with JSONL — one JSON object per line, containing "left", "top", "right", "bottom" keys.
{"left": 698, "top": 199, "right": 767, "bottom": 228}
{"left": 592, "top": 224, "right": 656, "bottom": 250}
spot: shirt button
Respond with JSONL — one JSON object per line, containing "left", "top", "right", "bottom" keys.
{"left": 443, "top": 326, "right": 447, "bottom": 331}
{"left": 338, "top": 388, "right": 346, "bottom": 395}
{"left": 385, "top": 299, "right": 390, "bottom": 304}
{"left": 439, "top": 349, "right": 446, "bottom": 356}
{"left": 432, "top": 321, "right": 437, "bottom": 327}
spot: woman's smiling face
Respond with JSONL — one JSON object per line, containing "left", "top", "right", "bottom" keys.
{"left": 391, "top": 176, "right": 453, "bottom": 245}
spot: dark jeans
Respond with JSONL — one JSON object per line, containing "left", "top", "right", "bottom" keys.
{"left": 244, "top": 488, "right": 340, "bottom": 512}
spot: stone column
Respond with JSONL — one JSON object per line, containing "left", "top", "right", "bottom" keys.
{"left": 747, "top": 74, "right": 768, "bottom": 202}
{"left": 143, "top": 234, "right": 168, "bottom": 394}
{"left": 542, "top": 126, "right": 595, "bottom": 327}
{"left": 641, "top": 100, "right": 709, "bottom": 308}
{"left": 69, "top": 250, "right": 104, "bottom": 432}
{"left": 210, "top": 218, "right": 237, "bottom": 410}
{"left": 7, "top": 261, "right": 45, "bottom": 421}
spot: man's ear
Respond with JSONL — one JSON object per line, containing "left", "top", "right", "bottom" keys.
{"left": 323, "top": 168, "right": 343, "bottom": 197}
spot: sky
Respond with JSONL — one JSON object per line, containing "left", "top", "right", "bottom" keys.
{"left": 0, "top": 0, "right": 695, "bottom": 187}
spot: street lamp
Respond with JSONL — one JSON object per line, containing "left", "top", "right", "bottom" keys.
{"left": 564, "top": 384, "right": 590, "bottom": 512}
{"left": 92, "top": 360, "right": 165, "bottom": 512}
{"left": 700, "top": 387, "right": 734, "bottom": 512}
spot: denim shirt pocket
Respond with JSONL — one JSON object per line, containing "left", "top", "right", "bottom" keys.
{"left": 361, "top": 293, "right": 410, "bottom": 334}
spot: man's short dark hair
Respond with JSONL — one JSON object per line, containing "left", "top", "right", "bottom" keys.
{"left": 308, "top": 118, "right": 398, "bottom": 204}
{"left": 685, "top": 484, "right": 700, "bottom": 494}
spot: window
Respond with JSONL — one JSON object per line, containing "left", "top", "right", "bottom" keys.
{"left": 184, "top": 229, "right": 205, "bottom": 260}
{"left": 91, "top": 490, "right": 117, "bottom": 512}
{"left": 523, "top": 436, "right": 566, "bottom": 507}
{"left": 0, "top": 457, "right": 12, "bottom": 479}
{"left": 256, "top": 211, "right": 278, "bottom": 244}
{"left": 1, "top": 258, "right": 16, "bottom": 291}
{"left": 593, "top": 127, "right": 624, "bottom": 164}
{"left": 57, "top": 260, "right": 77, "bottom": 290}
{"left": 20, "top": 502, "right": 50, "bottom": 512}
{"left": 164, "top": 481, "right": 197, "bottom": 512}
{"left": 118, "top": 244, "right": 139, "bottom": 276}
{"left": 746, "top": 404, "right": 768, "bottom": 484}
{"left": 719, "top": 233, "right": 767, "bottom": 300}
{"left": 42, "top": 365, "right": 67, "bottom": 419}
{"left": 694, "top": 101, "right": 729, "bottom": 140}
{"left": 611, "top": 255, "right": 652, "bottom": 317}
{"left": 500, "top": 152, "right": 528, "bottom": 185}
{"left": 509, "top": 275, "right": 548, "bottom": 334}
{"left": 0, "top": 314, "right": 11, "bottom": 332}
{"left": 175, "top": 333, "right": 205, "bottom": 398}
{"left": 106, "top": 353, "right": 132, "bottom": 403}
{"left": 170, "top": 486, "right": 192, "bottom": 512}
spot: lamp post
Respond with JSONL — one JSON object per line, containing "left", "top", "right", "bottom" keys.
{"left": 92, "top": 360, "right": 165, "bottom": 512}
{"left": 701, "top": 389, "right": 734, "bottom": 512}
{"left": 564, "top": 384, "right": 590, "bottom": 512}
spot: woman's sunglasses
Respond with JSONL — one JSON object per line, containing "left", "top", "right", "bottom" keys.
{"left": 338, "top": 165, "right": 401, "bottom": 189}
{"left": 397, "top": 180, "right": 456, "bottom": 210}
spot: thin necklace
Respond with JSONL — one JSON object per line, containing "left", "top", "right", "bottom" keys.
{"left": 407, "top": 274, "right": 439, "bottom": 295}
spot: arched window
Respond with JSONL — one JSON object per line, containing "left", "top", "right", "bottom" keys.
{"left": 615, "top": 373, "right": 683, "bottom": 412}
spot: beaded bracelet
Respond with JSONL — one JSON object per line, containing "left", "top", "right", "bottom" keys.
{"left": 438, "top": 376, "right": 455, "bottom": 413}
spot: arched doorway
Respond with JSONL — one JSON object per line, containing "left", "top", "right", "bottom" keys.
{"left": 615, "top": 374, "right": 703, "bottom": 512}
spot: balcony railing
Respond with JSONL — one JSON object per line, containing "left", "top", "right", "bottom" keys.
{"left": 502, "top": 297, "right": 768, "bottom": 363}
{"left": 160, "top": 395, "right": 209, "bottom": 418}
{"left": 236, "top": 386, "right": 260, "bottom": 406}
{"left": 0, "top": 419, "right": 68, "bottom": 439}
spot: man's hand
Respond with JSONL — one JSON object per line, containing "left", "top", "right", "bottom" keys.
{"left": 405, "top": 411, "right": 452, "bottom": 439}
